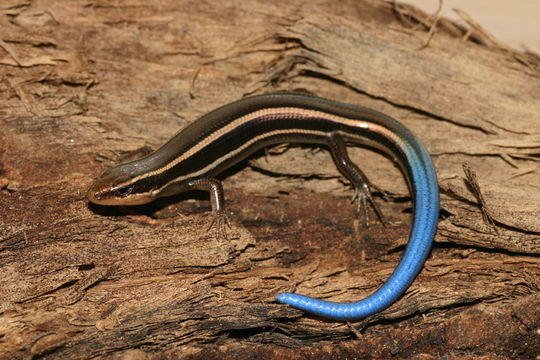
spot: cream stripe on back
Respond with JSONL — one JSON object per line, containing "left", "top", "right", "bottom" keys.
{"left": 128, "top": 107, "right": 377, "bottom": 185}
{"left": 153, "top": 128, "right": 326, "bottom": 193}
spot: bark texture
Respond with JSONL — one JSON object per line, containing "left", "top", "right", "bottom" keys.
{"left": 0, "top": 0, "right": 539, "bottom": 359}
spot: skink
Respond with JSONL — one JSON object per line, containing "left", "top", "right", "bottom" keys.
{"left": 88, "top": 93, "right": 439, "bottom": 321}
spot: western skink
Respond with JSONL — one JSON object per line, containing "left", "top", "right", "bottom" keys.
{"left": 87, "top": 93, "right": 439, "bottom": 321}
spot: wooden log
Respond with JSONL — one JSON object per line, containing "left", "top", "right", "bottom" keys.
{"left": 0, "top": 0, "right": 538, "bottom": 358}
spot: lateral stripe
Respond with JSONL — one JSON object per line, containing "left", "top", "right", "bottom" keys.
{"left": 126, "top": 107, "right": 382, "bottom": 186}
{"left": 153, "top": 128, "right": 327, "bottom": 193}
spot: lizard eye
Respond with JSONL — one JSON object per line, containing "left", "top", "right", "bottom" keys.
{"left": 114, "top": 185, "right": 134, "bottom": 198}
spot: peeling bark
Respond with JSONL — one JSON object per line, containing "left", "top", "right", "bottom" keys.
{"left": 0, "top": 0, "right": 539, "bottom": 359}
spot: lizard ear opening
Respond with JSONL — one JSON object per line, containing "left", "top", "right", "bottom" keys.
{"left": 114, "top": 185, "right": 134, "bottom": 198}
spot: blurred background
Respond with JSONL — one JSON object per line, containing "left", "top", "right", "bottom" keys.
{"left": 407, "top": 0, "right": 540, "bottom": 54}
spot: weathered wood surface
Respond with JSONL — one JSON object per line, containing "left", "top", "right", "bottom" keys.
{"left": 0, "top": 0, "right": 539, "bottom": 358}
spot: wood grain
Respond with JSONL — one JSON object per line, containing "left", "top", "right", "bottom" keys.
{"left": 0, "top": 0, "right": 539, "bottom": 358}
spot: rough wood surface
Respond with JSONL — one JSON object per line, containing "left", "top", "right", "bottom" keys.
{"left": 1, "top": 0, "right": 539, "bottom": 359}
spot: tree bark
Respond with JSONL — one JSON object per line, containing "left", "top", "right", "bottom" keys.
{"left": 1, "top": 0, "right": 539, "bottom": 358}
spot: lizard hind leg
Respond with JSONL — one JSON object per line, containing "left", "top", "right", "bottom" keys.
{"left": 326, "top": 132, "right": 386, "bottom": 227}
